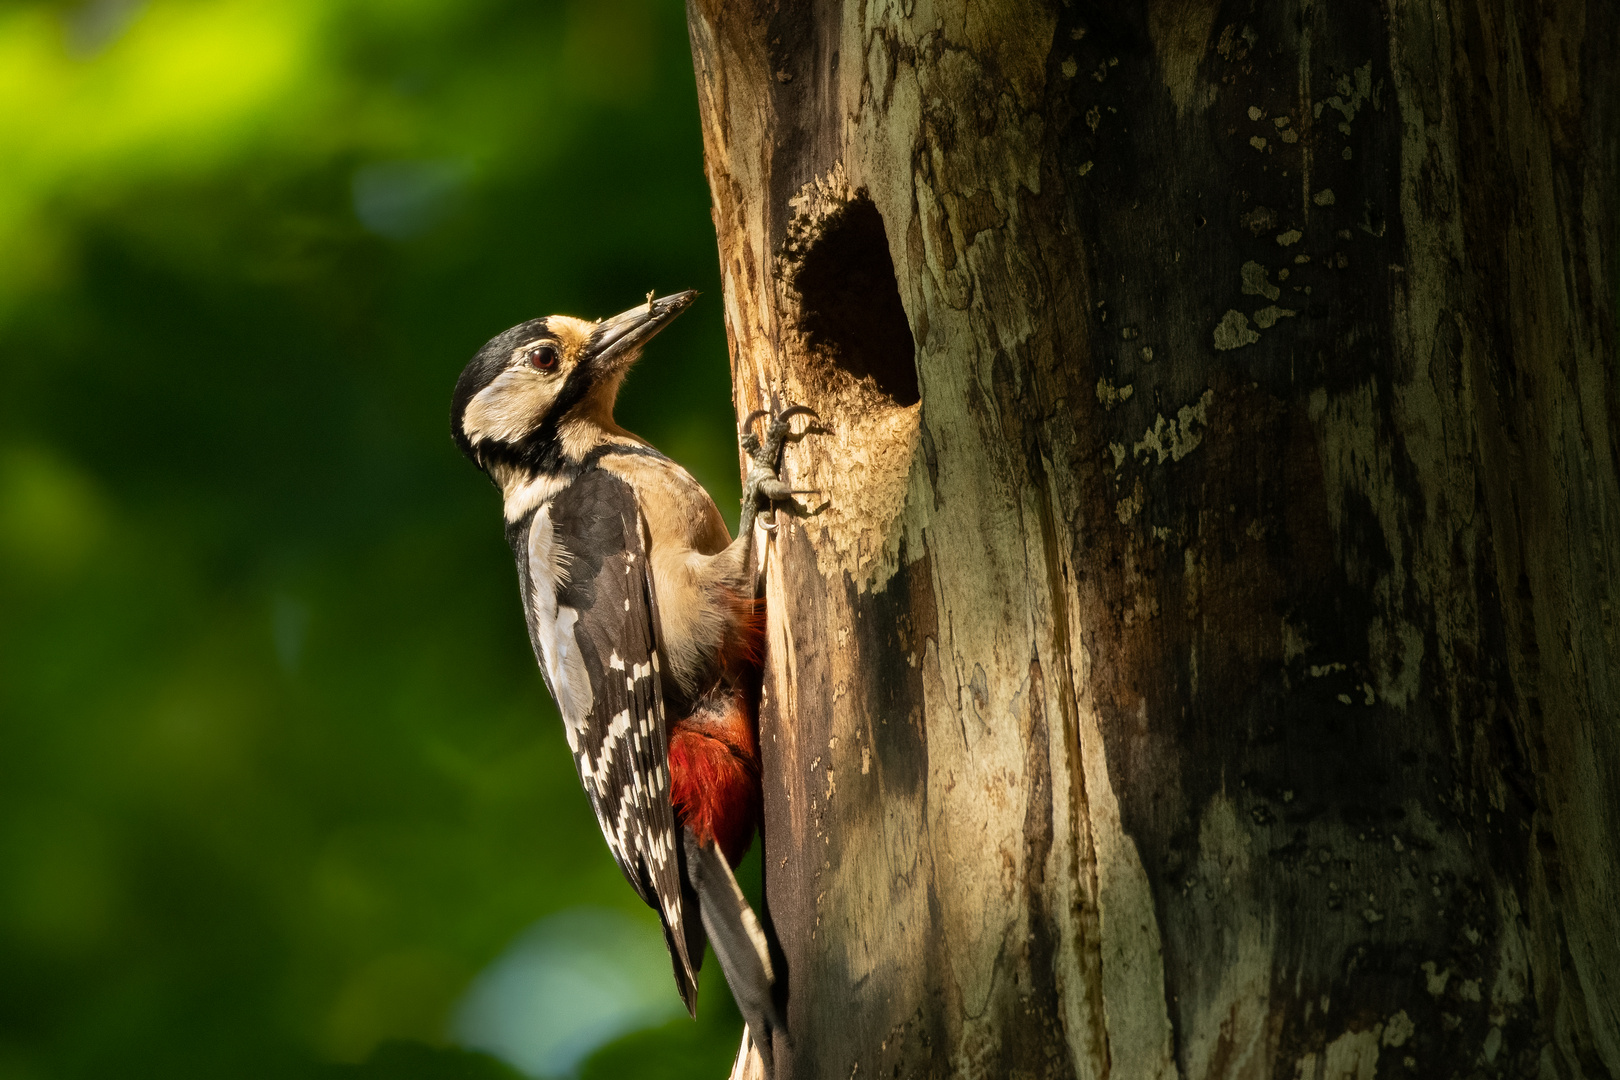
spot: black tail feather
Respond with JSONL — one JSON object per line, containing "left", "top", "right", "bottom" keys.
{"left": 685, "top": 831, "right": 784, "bottom": 1076}
{"left": 656, "top": 832, "right": 706, "bottom": 1017}
{"left": 659, "top": 912, "right": 703, "bottom": 1017}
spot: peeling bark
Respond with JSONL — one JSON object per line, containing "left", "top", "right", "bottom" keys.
{"left": 686, "top": 1, "right": 1620, "bottom": 1077}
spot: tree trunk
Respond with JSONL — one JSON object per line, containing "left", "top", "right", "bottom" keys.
{"left": 685, "top": 1, "right": 1620, "bottom": 1077}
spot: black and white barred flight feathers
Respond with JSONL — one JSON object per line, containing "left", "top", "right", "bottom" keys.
{"left": 507, "top": 466, "right": 701, "bottom": 1006}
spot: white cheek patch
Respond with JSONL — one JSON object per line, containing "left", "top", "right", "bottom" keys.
{"left": 463, "top": 367, "right": 558, "bottom": 445}
{"left": 526, "top": 507, "right": 593, "bottom": 748}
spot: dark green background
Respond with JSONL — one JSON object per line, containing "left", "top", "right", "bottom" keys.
{"left": 0, "top": 1, "right": 747, "bottom": 1076}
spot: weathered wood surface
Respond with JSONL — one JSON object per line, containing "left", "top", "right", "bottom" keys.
{"left": 686, "top": 1, "right": 1620, "bottom": 1076}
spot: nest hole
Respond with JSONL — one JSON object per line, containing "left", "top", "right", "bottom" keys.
{"left": 793, "top": 196, "right": 920, "bottom": 407}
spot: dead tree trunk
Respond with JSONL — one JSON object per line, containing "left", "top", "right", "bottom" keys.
{"left": 686, "top": 1, "right": 1620, "bottom": 1077}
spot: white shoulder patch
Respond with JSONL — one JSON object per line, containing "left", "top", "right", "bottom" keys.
{"left": 526, "top": 506, "right": 593, "bottom": 748}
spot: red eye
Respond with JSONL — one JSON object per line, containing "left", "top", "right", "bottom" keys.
{"left": 527, "top": 345, "right": 559, "bottom": 371}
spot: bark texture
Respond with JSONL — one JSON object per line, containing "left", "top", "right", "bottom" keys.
{"left": 686, "top": 1, "right": 1620, "bottom": 1077}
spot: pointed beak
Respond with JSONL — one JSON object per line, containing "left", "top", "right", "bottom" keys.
{"left": 586, "top": 290, "right": 698, "bottom": 371}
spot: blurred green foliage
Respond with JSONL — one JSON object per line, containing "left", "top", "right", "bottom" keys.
{"left": 0, "top": 0, "right": 746, "bottom": 1076}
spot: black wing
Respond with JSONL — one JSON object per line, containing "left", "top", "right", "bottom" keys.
{"left": 520, "top": 467, "right": 701, "bottom": 1007}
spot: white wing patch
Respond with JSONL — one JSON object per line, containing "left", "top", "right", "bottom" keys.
{"left": 526, "top": 506, "right": 593, "bottom": 750}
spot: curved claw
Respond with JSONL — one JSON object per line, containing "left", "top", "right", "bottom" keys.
{"left": 776, "top": 404, "right": 819, "bottom": 424}
{"left": 743, "top": 404, "right": 817, "bottom": 434}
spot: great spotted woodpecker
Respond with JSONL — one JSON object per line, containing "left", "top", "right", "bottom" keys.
{"left": 450, "top": 291, "right": 807, "bottom": 1073}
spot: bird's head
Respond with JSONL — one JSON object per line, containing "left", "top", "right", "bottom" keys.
{"left": 452, "top": 290, "right": 696, "bottom": 482}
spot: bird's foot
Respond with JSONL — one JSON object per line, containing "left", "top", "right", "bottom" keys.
{"left": 739, "top": 404, "right": 821, "bottom": 531}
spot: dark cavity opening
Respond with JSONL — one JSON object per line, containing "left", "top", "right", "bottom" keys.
{"left": 793, "top": 196, "right": 920, "bottom": 407}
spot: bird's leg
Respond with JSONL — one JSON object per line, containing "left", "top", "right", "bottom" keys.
{"left": 738, "top": 404, "right": 819, "bottom": 540}
{"left": 704, "top": 405, "right": 820, "bottom": 595}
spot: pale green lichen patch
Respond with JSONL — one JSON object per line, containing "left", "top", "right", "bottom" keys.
{"left": 1214, "top": 310, "right": 1259, "bottom": 350}
{"left": 1133, "top": 390, "right": 1214, "bottom": 464}
{"left": 1313, "top": 188, "right": 1336, "bottom": 205}
{"left": 1318, "top": 62, "right": 1373, "bottom": 122}
{"left": 1250, "top": 135, "right": 1268, "bottom": 150}
{"left": 1108, "top": 442, "right": 1126, "bottom": 470}
{"left": 1383, "top": 1012, "right": 1415, "bottom": 1048}
{"left": 1282, "top": 619, "right": 1310, "bottom": 662}
{"left": 1061, "top": 56, "right": 1078, "bottom": 78}
{"left": 1295, "top": 1026, "right": 1381, "bottom": 1080}
{"left": 1241, "top": 260, "right": 1280, "bottom": 300}
{"left": 1097, "top": 377, "right": 1134, "bottom": 409}
{"left": 1253, "top": 305, "right": 1295, "bottom": 328}
{"left": 1276, "top": 228, "right": 1303, "bottom": 246}
{"left": 1247, "top": 105, "right": 1263, "bottom": 121}
{"left": 1116, "top": 477, "right": 1144, "bottom": 523}
{"left": 1241, "top": 205, "right": 1277, "bottom": 234}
